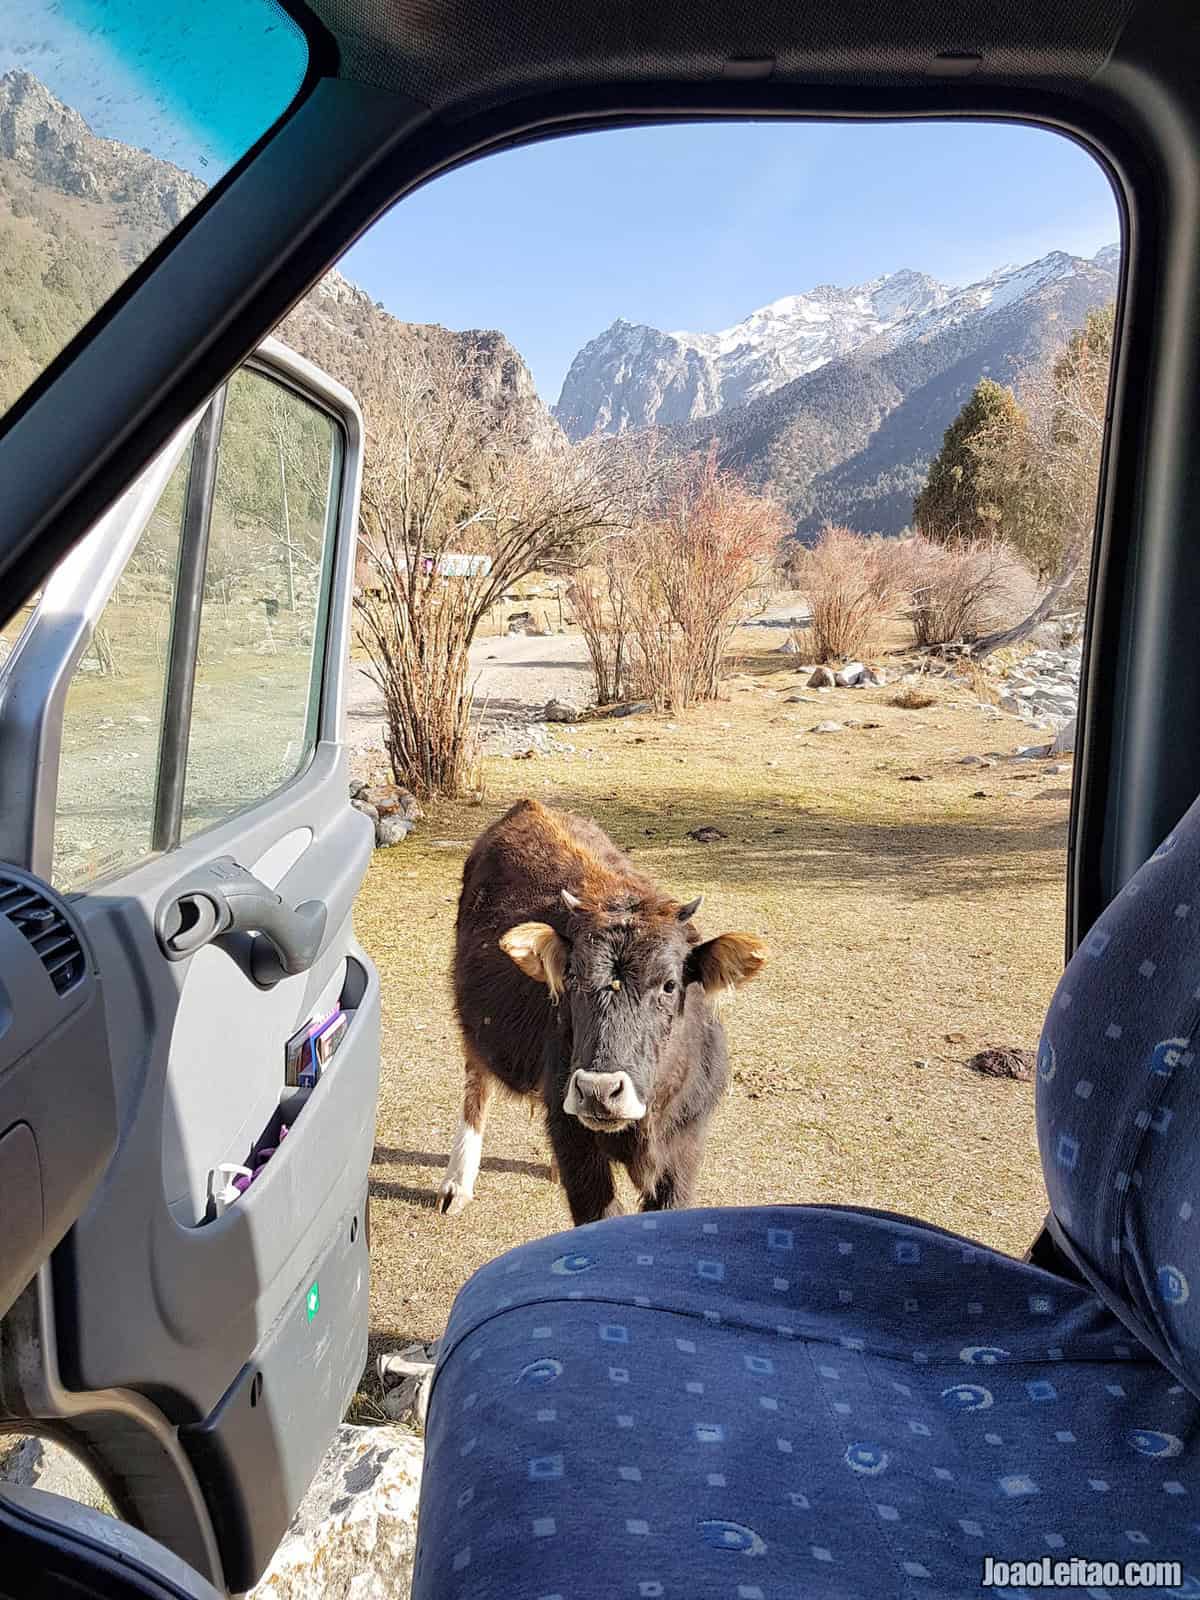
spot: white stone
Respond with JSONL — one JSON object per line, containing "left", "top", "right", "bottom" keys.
{"left": 1050, "top": 716, "right": 1077, "bottom": 757}
{"left": 249, "top": 1425, "right": 423, "bottom": 1600}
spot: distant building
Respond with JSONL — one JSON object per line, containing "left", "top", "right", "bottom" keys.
{"left": 354, "top": 545, "right": 492, "bottom": 596}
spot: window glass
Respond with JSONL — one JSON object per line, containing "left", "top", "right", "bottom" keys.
{"left": 53, "top": 442, "right": 192, "bottom": 889}
{"left": 0, "top": 0, "right": 309, "bottom": 418}
{"left": 181, "top": 369, "right": 338, "bottom": 838}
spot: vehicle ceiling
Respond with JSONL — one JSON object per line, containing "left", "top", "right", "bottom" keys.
{"left": 301, "top": 0, "right": 1140, "bottom": 113}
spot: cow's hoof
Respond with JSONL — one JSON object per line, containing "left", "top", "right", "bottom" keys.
{"left": 438, "top": 1180, "right": 473, "bottom": 1217}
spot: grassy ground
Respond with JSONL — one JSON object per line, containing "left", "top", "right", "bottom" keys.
{"left": 355, "top": 640, "right": 1070, "bottom": 1370}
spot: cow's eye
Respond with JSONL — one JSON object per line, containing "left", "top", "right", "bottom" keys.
{"left": 662, "top": 979, "right": 678, "bottom": 995}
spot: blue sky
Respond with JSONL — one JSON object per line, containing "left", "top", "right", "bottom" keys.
{"left": 344, "top": 121, "right": 1118, "bottom": 404}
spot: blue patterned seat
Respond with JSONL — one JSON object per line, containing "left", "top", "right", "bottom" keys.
{"left": 413, "top": 797, "right": 1200, "bottom": 1599}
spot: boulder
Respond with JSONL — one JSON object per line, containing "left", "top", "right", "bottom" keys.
{"left": 606, "top": 701, "right": 651, "bottom": 719}
{"left": 859, "top": 666, "right": 886, "bottom": 686}
{"left": 835, "top": 661, "right": 866, "bottom": 687}
{"left": 249, "top": 1425, "right": 423, "bottom": 1600}
{"left": 775, "top": 635, "right": 800, "bottom": 654}
{"left": 360, "top": 784, "right": 421, "bottom": 821}
{"left": 348, "top": 779, "right": 367, "bottom": 801}
{"left": 812, "top": 721, "right": 845, "bottom": 734}
{"left": 807, "top": 667, "right": 836, "bottom": 689}
{"left": 376, "top": 816, "right": 414, "bottom": 848}
{"left": 351, "top": 799, "right": 380, "bottom": 824}
{"left": 543, "top": 699, "right": 579, "bottom": 723}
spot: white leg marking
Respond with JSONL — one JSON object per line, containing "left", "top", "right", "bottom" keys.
{"left": 439, "top": 1118, "right": 483, "bottom": 1217}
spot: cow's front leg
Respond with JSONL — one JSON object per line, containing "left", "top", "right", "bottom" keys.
{"left": 639, "top": 1127, "right": 704, "bottom": 1212}
{"left": 547, "top": 1113, "right": 618, "bottom": 1225}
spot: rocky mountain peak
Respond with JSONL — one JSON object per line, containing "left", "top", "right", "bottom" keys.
{"left": 554, "top": 249, "right": 1117, "bottom": 442}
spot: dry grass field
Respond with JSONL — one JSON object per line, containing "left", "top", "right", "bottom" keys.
{"left": 354, "top": 637, "right": 1071, "bottom": 1381}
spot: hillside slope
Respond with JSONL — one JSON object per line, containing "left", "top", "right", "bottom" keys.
{"left": 675, "top": 261, "right": 1116, "bottom": 536}
{"left": 0, "top": 69, "right": 559, "bottom": 449}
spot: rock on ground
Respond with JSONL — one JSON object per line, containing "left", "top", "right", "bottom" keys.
{"left": 1050, "top": 715, "right": 1077, "bottom": 756}
{"left": 250, "top": 1425, "right": 423, "bottom": 1600}
{"left": 376, "top": 815, "right": 414, "bottom": 848}
{"left": 543, "top": 699, "right": 579, "bottom": 723}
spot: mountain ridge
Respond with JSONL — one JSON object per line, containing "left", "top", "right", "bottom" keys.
{"left": 0, "top": 68, "right": 1118, "bottom": 544}
{"left": 0, "top": 68, "right": 561, "bottom": 452}
{"left": 553, "top": 246, "right": 1118, "bottom": 442}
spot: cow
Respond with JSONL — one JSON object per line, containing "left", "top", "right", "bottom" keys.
{"left": 440, "top": 798, "right": 766, "bottom": 1225}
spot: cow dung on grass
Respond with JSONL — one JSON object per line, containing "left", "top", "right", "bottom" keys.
{"left": 966, "top": 1046, "right": 1036, "bottom": 1081}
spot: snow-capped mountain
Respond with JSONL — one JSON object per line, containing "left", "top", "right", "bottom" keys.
{"left": 553, "top": 246, "right": 1119, "bottom": 441}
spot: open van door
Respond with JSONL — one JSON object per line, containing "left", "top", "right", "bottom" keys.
{"left": 0, "top": 340, "right": 380, "bottom": 1594}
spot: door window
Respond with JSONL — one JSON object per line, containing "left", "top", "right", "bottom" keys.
{"left": 52, "top": 444, "right": 193, "bottom": 890}
{"left": 182, "top": 369, "right": 339, "bottom": 839}
{"left": 51, "top": 366, "right": 341, "bottom": 888}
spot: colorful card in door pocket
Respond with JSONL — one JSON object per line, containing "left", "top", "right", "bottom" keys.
{"left": 285, "top": 1006, "right": 338, "bottom": 1086}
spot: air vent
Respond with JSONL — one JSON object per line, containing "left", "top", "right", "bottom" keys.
{"left": 0, "top": 873, "right": 85, "bottom": 995}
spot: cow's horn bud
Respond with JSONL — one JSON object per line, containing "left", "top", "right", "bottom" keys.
{"left": 561, "top": 889, "right": 583, "bottom": 912}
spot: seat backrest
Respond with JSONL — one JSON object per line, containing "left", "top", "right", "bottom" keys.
{"left": 1038, "top": 794, "right": 1200, "bottom": 1391}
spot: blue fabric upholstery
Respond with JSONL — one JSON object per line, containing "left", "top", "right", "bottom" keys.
{"left": 1038, "top": 796, "right": 1200, "bottom": 1391}
{"left": 413, "top": 1206, "right": 1200, "bottom": 1597}
{"left": 414, "top": 797, "right": 1200, "bottom": 1597}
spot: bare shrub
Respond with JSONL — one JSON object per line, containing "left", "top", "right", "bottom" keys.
{"left": 907, "top": 538, "right": 1011, "bottom": 648}
{"left": 355, "top": 333, "right": 641, "bottom": 798}
{"left": 568, "top": 545, "right": 635, "bottom": 706}
{"left": 889, "top": 684, "right": 937, "bottom": 710}
{"left": 804, "top": 525, "right": 898, "bottom": 662}
{"left": 602, "top": 449, "right": 787, "bottom": 712}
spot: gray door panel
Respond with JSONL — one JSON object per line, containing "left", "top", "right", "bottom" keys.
{"left": 57, "top": 785, "right": 378, "bottom": 1418}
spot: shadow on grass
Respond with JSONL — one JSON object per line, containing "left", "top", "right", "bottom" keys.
{"left": 501, "top": 779, "right": 1069, "bottom": 902}
{"left": 371, "top": 1145, "right": 554, "bottom": 1211}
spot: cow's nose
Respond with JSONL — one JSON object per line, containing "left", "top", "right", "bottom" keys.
{"left": 564, "top": 1070, "right": 647, "bottom": 1125}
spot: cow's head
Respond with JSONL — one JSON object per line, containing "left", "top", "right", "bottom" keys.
{"left": 500, "top": 892, "right": 765, "bottom": 1133}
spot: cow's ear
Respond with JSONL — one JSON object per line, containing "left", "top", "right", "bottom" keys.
{"left": 686, "top": 932, "right": 767, "bottom": 1001}
{"left": 499, "top": 922, "right": 568, "bottom": 1000}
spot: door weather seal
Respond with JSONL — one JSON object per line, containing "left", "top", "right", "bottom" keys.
{"left": 153, "top": 389, "right": 227, "bottom": 856}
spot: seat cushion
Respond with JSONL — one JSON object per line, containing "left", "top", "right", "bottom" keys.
{"left": 413, "top": 1206, "right": 1200, "bottom": 1599}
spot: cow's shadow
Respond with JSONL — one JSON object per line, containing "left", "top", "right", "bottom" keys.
{"left": 370, "top": 1144, "right": 553, "bottom": 1208}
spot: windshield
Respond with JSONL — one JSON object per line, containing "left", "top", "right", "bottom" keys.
{"left": 0, "top": 0, "right": 309, "bottom": 417}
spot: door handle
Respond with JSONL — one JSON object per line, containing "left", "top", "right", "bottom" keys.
{"left": 156, "top": 856, "right": 327, "bottom": 986}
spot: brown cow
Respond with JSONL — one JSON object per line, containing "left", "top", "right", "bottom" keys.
{"left": 441, "top": 798, "right": 766, "bottom": 1225}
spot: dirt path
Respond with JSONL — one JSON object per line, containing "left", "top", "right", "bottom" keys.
{"left": 344, "top": 630, "right": 594, "bottom": 755}
{"left": 343, "top": 599, "right": 811, "bottom": 753}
